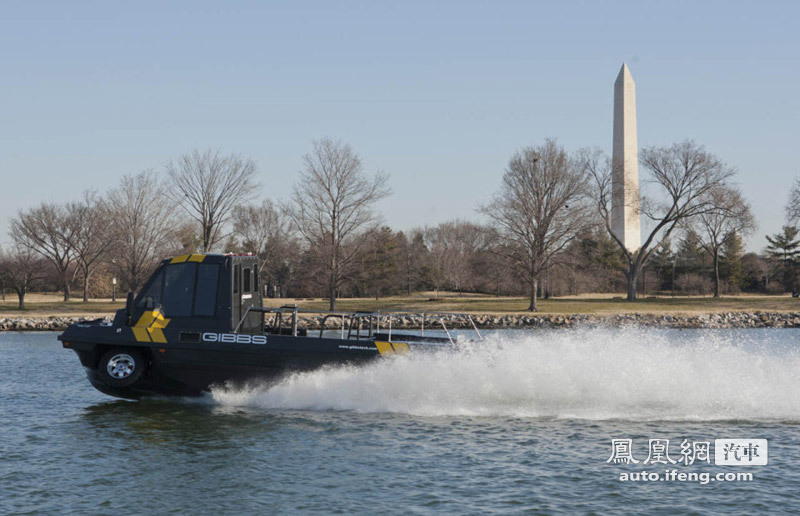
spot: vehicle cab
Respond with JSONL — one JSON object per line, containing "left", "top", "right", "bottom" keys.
{"left": 125, "top": 252, "right": 263, "bottom": 335}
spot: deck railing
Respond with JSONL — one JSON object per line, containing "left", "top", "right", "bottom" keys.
{"left": 233, "top": 305, "right": 483, "bottom": 343}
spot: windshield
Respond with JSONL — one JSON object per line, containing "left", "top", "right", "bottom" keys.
{"left": 136, "top": 262, "right": 220, "bottom": 317}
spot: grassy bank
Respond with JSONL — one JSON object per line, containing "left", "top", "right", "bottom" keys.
{"left": 264, "top": 293, "right": 800, "bottom": 315}
{"left": 2, "top": 291, "right": 798, "bottom": 318}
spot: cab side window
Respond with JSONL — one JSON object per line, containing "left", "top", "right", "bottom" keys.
{"left": 243, "top": 267, "right": 251, "bottom": 293}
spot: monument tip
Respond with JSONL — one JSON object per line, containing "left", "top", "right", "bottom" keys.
{"left": 616, "top": 62, "right": 634, "bottom": 83}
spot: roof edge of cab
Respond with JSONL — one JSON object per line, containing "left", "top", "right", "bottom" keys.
{"left": 162, "top": 253, "right": 257, "bottom": 266}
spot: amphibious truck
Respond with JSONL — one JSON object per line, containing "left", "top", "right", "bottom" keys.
{"left": 59, "top": 253, "right": 466, "bottom": 399}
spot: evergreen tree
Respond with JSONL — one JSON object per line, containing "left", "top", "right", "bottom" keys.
{"left": 719, "top": 232, "right": 745, "bottom": 291}
{"left": 579, "top": 231, "right": 624, "bottom": 272}
{"left": 765, "top": 226, "right": 800, "bottom": 292}
{"left": 740, "top": 252, "right": 767, "bottom": 292}
{"left": 572, "top": 230, "right": 626, "bottom": 293}
{"left": 362, "top": 226, "right": 399, "bottom": 299}
{"left": 397, "top": 230, "right": 430, "bottom": 295}
{"left": 676, "top": 233, "right": 707, "bottom": 275}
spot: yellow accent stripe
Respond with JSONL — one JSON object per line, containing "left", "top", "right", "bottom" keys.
{"left": 148, "top": 309, "right": 169, "bottom": 344}
{"left": 375, "top": 341, "right": 411, "bottom": 356}
{"left": 132, "top": 327, "right": 151, "bottom": 342}
{"left": 132, "top": 309, "right": 171, "bottom": 344}
{"left": 171, "top": 253, "right": 204, "bottom": 264}
{"left": 137, "top": 311, "right": 157, "bottom": 327}
{"left": 390, "top": 342, "right": 410, "bottom": 354}
{"left": 374, "top": 341, "right": 394, "bottom": 356}
{"left": 133, "top": 311, "right": 156, "bottom": 342}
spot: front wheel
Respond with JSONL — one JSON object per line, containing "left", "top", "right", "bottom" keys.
{"left": 98, "top": 348, "right": 146, "bottom": 387}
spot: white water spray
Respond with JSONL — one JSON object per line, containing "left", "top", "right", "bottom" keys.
{"left": 210, "top": 328, "right": 800, "bottom": 420}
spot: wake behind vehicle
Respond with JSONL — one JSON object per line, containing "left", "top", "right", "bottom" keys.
{"left": 59, "top": 253, "right": 469, "bottom": 399}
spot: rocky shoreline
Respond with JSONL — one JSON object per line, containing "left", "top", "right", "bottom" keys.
{"left": 4, "top": 311, "right": 800, "bottom": 332}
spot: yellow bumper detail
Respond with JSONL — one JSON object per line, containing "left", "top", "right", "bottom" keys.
{"left": 374, "top": 341, "right": 410, "bottom": 356}
{"left": 391, "top": 342, "right": 410, "bottom": 354}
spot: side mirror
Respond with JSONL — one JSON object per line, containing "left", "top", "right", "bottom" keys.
{"left": 125, "top": 291, "right": 135, "bottom": 326}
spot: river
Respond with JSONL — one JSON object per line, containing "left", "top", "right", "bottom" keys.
{"left": 2, "top": 328, "right": 799, "bottom": 514}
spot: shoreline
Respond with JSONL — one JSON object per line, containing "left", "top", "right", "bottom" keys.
{"left": 4, "top": 311, "right": 800, "bottom": 332}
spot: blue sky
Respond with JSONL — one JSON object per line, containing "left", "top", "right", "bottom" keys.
{"left": 1, "top": 0, "right": 798, "bottom": 251}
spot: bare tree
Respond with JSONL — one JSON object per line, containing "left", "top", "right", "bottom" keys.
{"left": 424, "top": 220, "right": 490, "bottom": 293}
{"left": 232, "top": 200, "right": 296, "bottom": 297}
{"left": 107, "top": 171, "right": 178, "bottom": 292}
{"left": 481, "top": 140, "right": 592, "bottom": 311}
{"left": 587, "top": 140, "right": 737, "bottom": 300}
{"left": 173, "top": 221, "right": 204, "bottom": 255}
{"left": 0, "top": 244, "right": 47, "bottom": 309}
{"left": 787, "top": 178, "right": 800, "bottom": 226}
{"left": 67, "top": 191, "right": 114, "bottom": 302}
{"left": 687, "top": 186, "right": 756, "bottom": 297}
{"left": 166, "top": 149, "right": 259, "bottom": 252}
{"left": 286, "top": 138, "right": 390, "bottom": 310}
{"left": 11, "top": 203, "right": 77, "bottom": 301}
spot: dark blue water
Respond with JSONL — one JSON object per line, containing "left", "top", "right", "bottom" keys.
{"left": 2, "top": 329, "right": 800, "bottom": 514}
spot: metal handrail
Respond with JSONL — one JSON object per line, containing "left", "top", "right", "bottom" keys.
{"left": 234, "top": 305, "right": 485, "bottom": 342}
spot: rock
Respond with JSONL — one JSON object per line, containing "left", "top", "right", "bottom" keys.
{"left": 3, "top": 310, "right": 799, "bottom": 332}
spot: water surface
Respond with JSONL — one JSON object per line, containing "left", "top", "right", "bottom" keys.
{"left": 2, "top": 329, "right": 799, "bottom": 514}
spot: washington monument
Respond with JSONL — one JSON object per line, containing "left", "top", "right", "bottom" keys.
{"left": 612, "top": 62, "right": 641, "bottom": 252}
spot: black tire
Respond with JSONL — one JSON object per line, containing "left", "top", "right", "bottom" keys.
{"left": 98, "top": 348, "right": 146, "bottom": 388}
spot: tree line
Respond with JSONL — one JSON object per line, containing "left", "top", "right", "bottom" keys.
{"left": 1, "top": 137, "right": 798, "bottom": 311}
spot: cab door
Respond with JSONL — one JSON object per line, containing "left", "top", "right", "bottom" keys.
{"left": 232, "top": 263, "right": 241, "bottom": 329}
{"left": 240, "top": 263, "right": 262, "bottom": 332}
{"left": 232, "top": 260, "right": 262, "bottom": 333}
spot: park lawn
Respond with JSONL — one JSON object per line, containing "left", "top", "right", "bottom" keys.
{"left": 1, "top": 291, "right": 798, "bottom": 317}
{"left": 265, "top": 293, "right": 800, "bottom": 315}
{"left": 0, "top": 293, "right": 125, "bottom": 317}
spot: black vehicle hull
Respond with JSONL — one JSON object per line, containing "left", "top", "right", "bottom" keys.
{"left": 60, "top": 254, "right": 460, "bottom": 400}
{"left": 60, "top": 320, "right": 446, "bottom": 399}
{"left": 78, "top": 351, "right": 351, "bottom": 399}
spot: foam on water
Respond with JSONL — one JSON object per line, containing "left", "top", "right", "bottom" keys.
{"left": 209, "top": 328, "right": 800, "bottom": 420}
